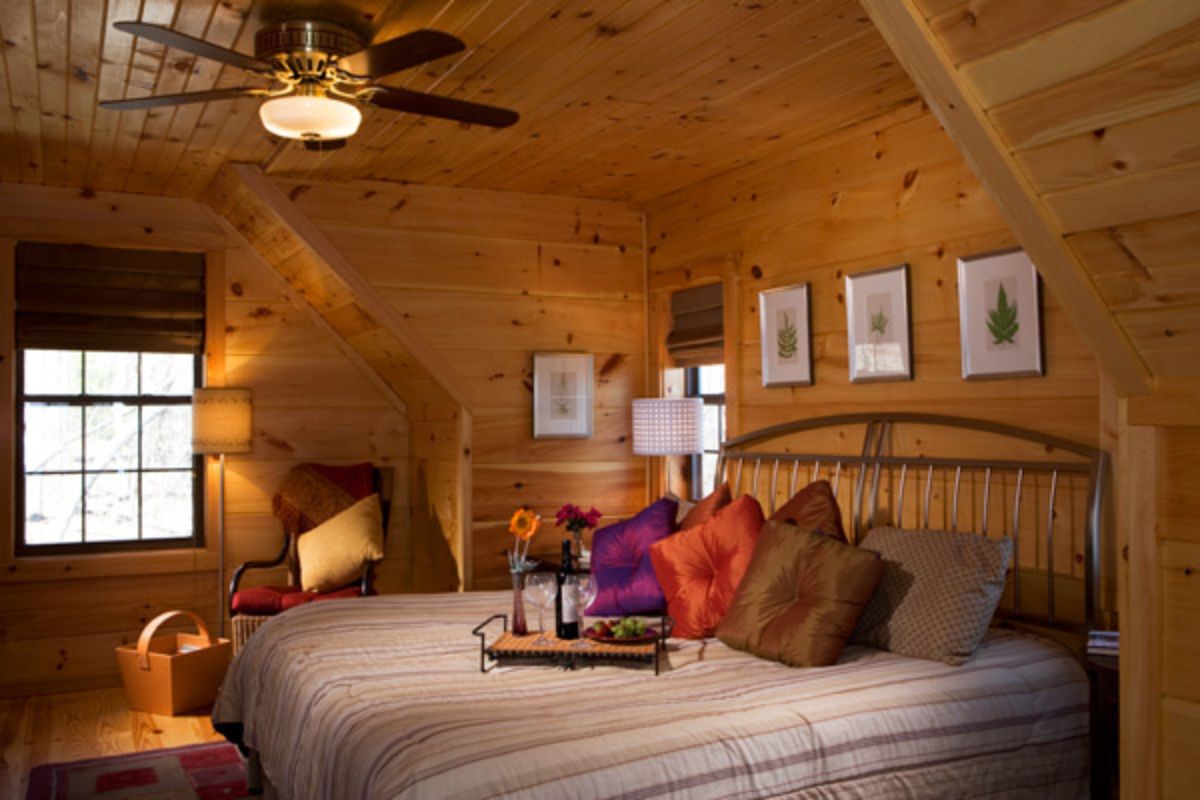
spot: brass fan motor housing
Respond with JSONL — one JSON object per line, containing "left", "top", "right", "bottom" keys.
{"left": 254, "top": 20, "right": 366, "bottom": 80}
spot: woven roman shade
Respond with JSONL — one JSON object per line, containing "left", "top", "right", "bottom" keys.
{"left": 15, "top": 243, "right": 206, "bottom": 353}
{"left": 666, "top": 283, "right": 723, "bottom": 367}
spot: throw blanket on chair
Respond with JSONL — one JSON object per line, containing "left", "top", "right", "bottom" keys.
{"left": 273, "top": 462, "right": 376, "bottom": 536}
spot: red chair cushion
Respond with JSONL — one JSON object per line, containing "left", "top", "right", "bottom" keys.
{"left": 650, "top": 494, "right": 766, "bottom": 639}
{"left": 231, "top": 584, "right": 363, "bottom": 616}
{"left": 231, "top": 585, "right": 296, "bottom": 615}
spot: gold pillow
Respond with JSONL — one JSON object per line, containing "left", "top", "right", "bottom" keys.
{"left": 297, "top": 494, "right": 385, "bottom": 592}
{"left": 716, "top": 519, "right": 882, "bottom": 667}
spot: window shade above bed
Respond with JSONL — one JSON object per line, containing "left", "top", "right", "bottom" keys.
{"left": 666, "top": 282, "right": 723, "bottom": 367}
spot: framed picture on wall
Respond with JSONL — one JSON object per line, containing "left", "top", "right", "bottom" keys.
{"left": 759, "top": 284, "right": 812, "bottom": 387}
{"left": 532, "top": 352, "right": 594, "bottom": 438}
{"left": 845, "top": 263, "right": 912, "bottom": 382}
{"left": 957, "top": 250, "right": 1044, "bottom": 379}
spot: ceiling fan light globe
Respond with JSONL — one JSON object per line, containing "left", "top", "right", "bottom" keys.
{"left": 259, "top": 95, "right": 362, "bottom": 141}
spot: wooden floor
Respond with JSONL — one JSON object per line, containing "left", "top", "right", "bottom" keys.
{"left": 0, "top": 687, "right": 223, "bottom": 799}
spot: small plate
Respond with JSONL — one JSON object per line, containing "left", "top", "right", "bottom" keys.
{"left": 584, "top": 628, "right": 658, "bottom": 645}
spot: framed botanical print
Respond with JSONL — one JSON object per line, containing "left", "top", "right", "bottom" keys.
{"left": 845, "top": 263, "right": 912, "bottom": 382}
{"left": 532, "top": 352, "right": 594, "bottom": 438}
{"left": 957, "top": 250, "right": 1044, "bottom": 379}
{"left": 759, "top": 284, "right": 812, "bottom": 387}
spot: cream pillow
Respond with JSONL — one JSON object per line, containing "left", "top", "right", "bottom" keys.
{"left": 297, "top": 494, "right": 385, "bottom": 592}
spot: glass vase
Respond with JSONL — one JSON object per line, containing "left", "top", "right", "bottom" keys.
{"left": 510, "top": 570, "right": 528, "bottom": 635}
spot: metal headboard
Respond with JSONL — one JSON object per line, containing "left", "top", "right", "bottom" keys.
{"left": 716, "top": 413, "right": 1108, "bottom": 632}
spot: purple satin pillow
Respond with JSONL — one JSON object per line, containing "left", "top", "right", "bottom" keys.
{"left": 588, "top": 498, "right": 678, "bottom": 616}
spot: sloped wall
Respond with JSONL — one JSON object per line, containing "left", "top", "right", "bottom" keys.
{"left": 275, "top": 179, "right": 649, "bottom": 590}
{"left": 0, "top": 185, "right": 409, "bottom": 694}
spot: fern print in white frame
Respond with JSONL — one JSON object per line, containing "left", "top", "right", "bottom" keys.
{"left": 759, "top": 283, "right": 812, "bottom": 387}
{"left": 845, "top": 263, "right": 912, "bottom": 383}
{"left": 532, "top": 352, "right": 594, "bottom": 438}
{"left": 957, "top": 250, "right": 1044, "bottom": 380}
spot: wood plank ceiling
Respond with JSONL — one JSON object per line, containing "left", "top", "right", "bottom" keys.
{"left": 0, "top": 0, "right": 918, "bottom": 203}
{"left": 905, "top": 0, "right": 1200, "bottom": 389}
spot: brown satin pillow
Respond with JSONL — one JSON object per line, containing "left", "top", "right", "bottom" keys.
{"left": 678, "top": 483, "right": 732, "bottom": 531}
{"left": 717, "top": 520, "right": 883, "bottom": 667}
{"left": 770, "top": 480, "right": 846, "bottom": 542}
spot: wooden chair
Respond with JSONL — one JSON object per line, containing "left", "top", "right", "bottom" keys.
{"left": 228, "top": 464, "right": 393, "bottom": 653}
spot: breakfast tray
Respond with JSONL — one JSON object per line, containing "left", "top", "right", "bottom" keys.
{"left": 472, "top": 614, "right": 668, "bottom": 675}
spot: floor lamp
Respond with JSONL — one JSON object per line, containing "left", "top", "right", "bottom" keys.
{"left": 192, "top": 387, "right": 253, "bottom": 638}
{"left": 632, "top": 398, "right": 704, "bottom": 497}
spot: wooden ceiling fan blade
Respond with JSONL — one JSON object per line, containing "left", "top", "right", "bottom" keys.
{"left": 114, "top": 21, "right": 274, "bottom": 74}
{"left": 338, "top": 29, "right": 465, "bottom": 79}
{"left": 100, "top": 87, "right": 268, "bottom": 111}
{"left": 365, "top": 87, "right": 518, "bottom": 128}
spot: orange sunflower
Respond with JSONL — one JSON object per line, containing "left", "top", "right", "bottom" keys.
{"left": 509, "top": 508, "right": 541, "bottom": 541}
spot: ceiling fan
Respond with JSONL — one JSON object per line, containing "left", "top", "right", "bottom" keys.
{"left": 100, "top": 20, "right": 519, "bottom": 150}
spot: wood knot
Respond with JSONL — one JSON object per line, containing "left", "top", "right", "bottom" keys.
{"left": 750, "top": 265, "right": 763, "bottom": 279}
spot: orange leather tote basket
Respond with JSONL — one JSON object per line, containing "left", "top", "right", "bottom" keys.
{"left": 116, "top": 610, "right": 232, "bottom": 715}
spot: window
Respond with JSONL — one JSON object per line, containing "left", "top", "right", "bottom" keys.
{"left": 14, "top": 243, "right": 206, "bottom": 554}
{"left": 685, "top": 364, "right": 725, "bottom": 500}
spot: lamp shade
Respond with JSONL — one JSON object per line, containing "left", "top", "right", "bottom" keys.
{"left": 632, "top": 398, "right": 704, "bottom": 456}
{"left": 192, "top": 388, "right": 253, "bottom": 455}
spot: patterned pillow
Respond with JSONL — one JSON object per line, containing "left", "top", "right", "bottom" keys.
{"left": 853, "top": 527, "right": 1013, "bottom": 664}
{"left": 649, "top": 494, "right": 765, "bottom": 639}
{"left": 770, "top": 480, "right": 846, "bottom": 541}
{"left": 717, "top": 520, "right": 882, "bottom": 666}
{"left": 588, "top": 498, "right": 678, "bottom": 616}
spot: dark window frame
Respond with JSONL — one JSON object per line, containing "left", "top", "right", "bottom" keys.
{"left": 15, "top": 349, "right": 205, "bottom": 556}
{"left": 685, "top": 365, "right": 725, "bottom": 501}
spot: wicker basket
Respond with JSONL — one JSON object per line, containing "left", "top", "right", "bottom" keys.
{"left": 232, "top": 614, "right": 272, "bottom": 655}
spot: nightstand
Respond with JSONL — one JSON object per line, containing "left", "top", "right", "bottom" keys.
{"left": 1084, "top": 652, "right": 1118, "bottom": 799}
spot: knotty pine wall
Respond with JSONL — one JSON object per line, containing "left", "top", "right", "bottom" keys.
{"left": 275, "top": 179, "right": 649, "bottom": 591}
{"left": 645, "top": 106, "right": 1106, "bottom": 607}
{"left": 0, "top": 185, "right": 410, "bottom": 695}
{"left": 646, "top": 107, "right": 1101, "bottom": 441}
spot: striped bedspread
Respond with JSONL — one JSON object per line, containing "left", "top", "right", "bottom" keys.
{"left": 213, "top": 591, "right": 1088, "bottom": 799}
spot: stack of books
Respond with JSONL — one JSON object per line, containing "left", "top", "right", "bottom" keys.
{"left": 1087, "top": 630, "right": 1119, "bottom": 657}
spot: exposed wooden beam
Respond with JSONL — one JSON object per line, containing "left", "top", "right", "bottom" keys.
{"left": 860, "top": 0, "right": 1153, "bottom": 396}
{"left": 202, "top": 163, "right": 474, "bottom": 412}
{"left": 207, "top": 214, "right": 409, "bottom": 416}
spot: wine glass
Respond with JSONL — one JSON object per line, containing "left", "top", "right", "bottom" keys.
{"left": 570, "top": 574, "right": 598, "bottom": 649}
{"left": 524, "top": 573, "right": 556, "bottom": 644}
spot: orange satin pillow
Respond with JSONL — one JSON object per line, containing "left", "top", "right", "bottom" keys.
{"left": 649, "top": 494, "right": 765, "bottom": 639}
{"left": 770, "top": 480, "right": 846, "bottom": 542}
{"left": 678, "top": 483, "right": 732, "bottom": 532}
{"left": 716, "top": 520, "right": 883, "bottom": 667}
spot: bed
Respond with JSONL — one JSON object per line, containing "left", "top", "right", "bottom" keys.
{"left": 214, "top": 413, "right": 1105, "bottom": 798}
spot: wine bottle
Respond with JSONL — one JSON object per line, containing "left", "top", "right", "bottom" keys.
{"left": 555, "top": 538, "right": 579, "bottom": 640}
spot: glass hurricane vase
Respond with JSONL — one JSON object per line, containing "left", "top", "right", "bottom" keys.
{"left": 510, "top": 570, "right": 529, "bottom": 635}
